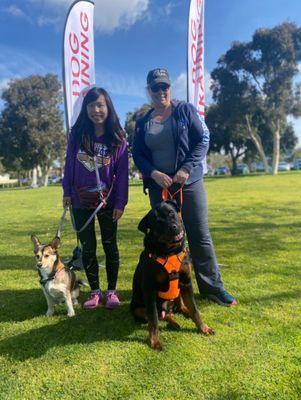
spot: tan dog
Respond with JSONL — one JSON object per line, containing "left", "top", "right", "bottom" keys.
{"left": 31, "top": 235, "right": 84, "bottom": 317}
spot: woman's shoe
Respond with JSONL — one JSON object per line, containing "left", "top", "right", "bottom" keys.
{"left": 83, "top": 290, "right": 102, "bottom": 310}
{"left": 205, "top": 289, "right": 237, "bottom": 307}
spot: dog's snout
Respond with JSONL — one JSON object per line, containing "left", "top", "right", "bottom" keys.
{"left": 37, "top": 262, "right": 43, "bottom": 268}
{"left": 172, "top": 224, "right": 178, "bottom": 233}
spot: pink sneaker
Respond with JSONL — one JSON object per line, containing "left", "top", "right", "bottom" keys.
{"left": 105, "top": 291, "right": 120, "bottom": 310}
{"left": 83, "top": 290, "right": 102, "bottom": 310}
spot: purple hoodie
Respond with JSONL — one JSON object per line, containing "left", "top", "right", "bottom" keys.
{"left": 63, "top": 127, "right": 128, "bottom": 210}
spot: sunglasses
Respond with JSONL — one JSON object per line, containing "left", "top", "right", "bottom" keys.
{"left": 150, "top": 84, "right": 170, "bottom": 93}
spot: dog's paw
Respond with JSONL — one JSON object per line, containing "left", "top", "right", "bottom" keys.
{"left": 148, "top": 338, "right": 163, "bottom": 351}
{"left": 45, "top": 310, "right": 54, "bottom": 317}
{"left": 67, "top": 310, "right": 75, "bottom": 317}
{"left": 200, "top": 324, "right": 215, "bottom": 335}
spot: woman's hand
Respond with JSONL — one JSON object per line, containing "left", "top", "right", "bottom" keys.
{"left": 172, "top": 168, "right": 190, "bottom": 185}
{"left": 151, "top": 170, "right": 173, "bottom": 188}
{"left": 63, "top": 196, "right": 72, "bottom": 207}
{"left": 113, "top": 208, "right": 124, "bottom": 222}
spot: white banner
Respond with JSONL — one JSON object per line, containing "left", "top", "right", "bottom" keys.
{"left": 187, "top": 0, "right": 205, "bottom": 117}
{"left": 63, "top": 0, "right": 95, "bottom": 132}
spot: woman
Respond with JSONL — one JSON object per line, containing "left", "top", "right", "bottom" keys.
{"left": 63, "top": 87, "right": 128, "bottom": 310}
{"left": 132, "top": 68, "right": 237, "bottom": 306}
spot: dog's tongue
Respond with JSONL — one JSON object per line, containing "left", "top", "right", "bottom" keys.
{"left": 174, "top": 231, "right": 183, "bottom": 242}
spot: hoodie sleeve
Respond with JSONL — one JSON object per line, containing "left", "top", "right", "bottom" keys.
{"left": 180, "top": 103, "right": 210, "bottom": 174}
{"left": 113, "top": 139, "right": 129, "bottom": 211}
{"left": 62, "top": 128, "right": 76, "bottom": 197}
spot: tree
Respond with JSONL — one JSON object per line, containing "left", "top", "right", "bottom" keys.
{"left": 206, "top": 103, "right": 298, "bottom": 174}
{"left": 211, "top": 22, "right": 301, "bottom": 174}
{"left": 206, "top": 104, "right": 253, "bottom": 174}
{"left": 124, "top": 103, "right": 152, "bottom": 149}
{"left": 0, "top": 74, "right": 66, "bottom": 186}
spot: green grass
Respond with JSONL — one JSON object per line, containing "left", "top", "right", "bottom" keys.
{"left": 0, "top": 173, "right": 300, "bottom": 400}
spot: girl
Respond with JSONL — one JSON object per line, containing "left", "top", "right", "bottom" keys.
{"left": 63, "top": 87, "right": 128, "bottom": 310}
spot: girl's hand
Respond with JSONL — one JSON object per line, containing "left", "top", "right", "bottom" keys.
{"left": 172, "top": 168, "right": 189, "bottom": 185}
{"left": 151, "top": 170, "right": 173, "bottom": 188}
{"left": 113, "top": 208, "right": 124, "bottom": 221}
{"left": 63, "top": 196, "right": 71, "bottom": 207}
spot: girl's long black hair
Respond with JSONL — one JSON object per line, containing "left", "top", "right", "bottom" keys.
{"left": 72, "top": 87, "right": 124, "bottom": 155}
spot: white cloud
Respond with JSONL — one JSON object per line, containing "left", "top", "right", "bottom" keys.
{"left": 172, "top": 72, "right": 186, "bottom": 100}
{"left": 37, "top": 15, "right": 61, "bottom": 27}
{"left": 163, "top": 2, "right": 176, "bottom": 17}
{"left": 94, "top": 0, "right": 149, "bottom": 33}
{"left": 0, "top": 78, "right": 10, "bottom": 92}
{"left": 172, "top": 70, "right": 213, "bottom": 103}
{"left": 30, "top": 0, "right": 150, "bottom": 33}
{"left": 6, "top": 5, "right": 26, "bottom": 18}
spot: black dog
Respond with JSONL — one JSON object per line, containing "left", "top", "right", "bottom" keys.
{"left": 130, "top": 200, "right": 214, "bottom": 350}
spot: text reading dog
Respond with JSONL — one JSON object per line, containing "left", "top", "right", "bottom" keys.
{"left": 130, "top": 200, "right": 214, "bottom": 350}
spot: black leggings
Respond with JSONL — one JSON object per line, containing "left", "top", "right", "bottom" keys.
{"left": 72, "top": 208, "right": 119, "bottom": 291}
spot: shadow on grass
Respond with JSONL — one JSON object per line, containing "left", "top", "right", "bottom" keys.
{"left": 242, "top": 288, "right": 301, "bottom": 305}
{"left": 2, "top": 219, "right": 299, "bottom": 273}
{"left": 0, "top": 289, "right": 146, "bottom": 361}
{"left": 0, "top": 288, "right": 43, "bottom": 322}
{"left": 211, "top": 219, "right": 301, "bottom": 259}
{"left": 0, "top": 287, "right": 216, "bottom": 361}
{"left": 0, "top": 256, "right": 35, "bottom": 271}
{"left": 0, "top": 289, "right": 133, "bottom": 323}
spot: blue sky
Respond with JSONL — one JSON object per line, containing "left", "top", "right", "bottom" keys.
{"left": 0, "top": 0, "right": 300, "bottom": 143}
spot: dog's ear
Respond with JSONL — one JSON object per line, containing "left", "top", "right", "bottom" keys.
{"left": 165, "top": 199, "right": 180, "bottom": 213}
{"left": 51, "top": 236, "right": 61, "bottom": 251}
{"left": 31, "top": 235, "right": 40, "bottom": 250}
{"left": 138, "top": 210, "right": 153, "bottom": 234}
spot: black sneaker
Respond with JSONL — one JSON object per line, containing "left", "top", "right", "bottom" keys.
{"left": 204, "top": 289, "right": 238, "bottom": 307}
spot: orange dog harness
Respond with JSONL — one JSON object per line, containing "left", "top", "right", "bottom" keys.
{"left": 150, "top": 250, "right": 186, "bottom": 300}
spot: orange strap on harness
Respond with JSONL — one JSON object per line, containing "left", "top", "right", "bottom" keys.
{"left": 150, "top": 250, "right": 186, "bottom": 300}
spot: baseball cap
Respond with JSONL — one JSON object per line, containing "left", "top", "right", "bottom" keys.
{"left": 147, "top": 68, "right": 171, "bottom": 88}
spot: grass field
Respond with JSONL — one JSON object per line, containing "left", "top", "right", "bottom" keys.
{"left": 0, "top": 173, "right": 300, "bottom": 400}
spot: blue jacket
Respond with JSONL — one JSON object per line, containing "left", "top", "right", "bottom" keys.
{"left": 132, "top": 101, "right": 209, "bottom": 189}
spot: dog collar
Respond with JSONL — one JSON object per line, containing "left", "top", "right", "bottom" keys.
{"left": 38, "top": 258, "right": 65, "bottom": 286}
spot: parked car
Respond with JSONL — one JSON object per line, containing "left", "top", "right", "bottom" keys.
{"left": 236, "top": 164, "right": 250, "bottom": 175}
{"left": 292, "top": 158, "right": 301, "bottom": 170}
{"left": 278, "top": 161, "right": 291, "bottom": 172}
{"left": 215, "top": 166, "right": 230, "bottom": 176}
{"left": 252, "top": 162, "right": 265, "bottom": 172}
{"left": 48, "top": 175, "right": 62, "bottom": 184}
{"left": 19, "top": 177, "right": 30, "bottom": 184}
